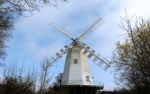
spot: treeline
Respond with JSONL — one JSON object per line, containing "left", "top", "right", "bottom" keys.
{"left": 0, "top": 59, "right": 69, "bottom": 94}
{"left": 0, "top": 76, "right": 68, "bottom": 94}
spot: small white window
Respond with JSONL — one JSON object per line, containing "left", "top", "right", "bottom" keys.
{"left": 86, "top": 76, "right": 90, "bottom": 82}
{"left": 74, "top": 59, "right": 78, "bottom": 64}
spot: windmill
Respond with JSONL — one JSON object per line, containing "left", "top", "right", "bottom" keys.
{"left": 47, "top": 18, "right": 111, "bottom": 92}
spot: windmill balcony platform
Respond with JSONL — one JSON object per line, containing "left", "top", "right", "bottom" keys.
{"left": 62, "top": 80, "right": 103, "bottom": 86}
{"left": 54, "top": 80, "right": 104, "bottom": 89}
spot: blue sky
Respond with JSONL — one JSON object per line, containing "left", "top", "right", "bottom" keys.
{"left": 2, "top": 0, "right": 150, "bottom": 90}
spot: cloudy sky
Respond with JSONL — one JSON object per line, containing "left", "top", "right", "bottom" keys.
{"left": 2, "top": 0, "right": 150, "bottom": 90}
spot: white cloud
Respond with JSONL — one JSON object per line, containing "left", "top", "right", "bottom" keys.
{"left": 119, "top": 0, "right": 150, "bottom": 18}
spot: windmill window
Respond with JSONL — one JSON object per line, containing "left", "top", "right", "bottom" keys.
{"left": 86, "top": 76, "right": 90, "bottom": 82}
{"left": 74, "top": 59, "right": 78, "bottom": 64}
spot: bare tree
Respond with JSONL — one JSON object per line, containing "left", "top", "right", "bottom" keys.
{"left": 39, "top": 57, "right": 53, "bottom": 94}
{"left": 0, "top": 0, "right": 66, "bottom": 61}
{"left": 113, "top": 17, "right": 150, "bottom": 94}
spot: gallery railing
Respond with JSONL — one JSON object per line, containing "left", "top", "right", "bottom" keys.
{"left": 54, "top": 80, "right": 104, "bottom": 87}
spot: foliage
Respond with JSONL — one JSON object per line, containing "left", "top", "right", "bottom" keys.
{"left": 0, "top": 64, "right": 36, "bottom": 94}
{"left": 0, "top": 76, "right": 35, "bottom": 94}
{"left": 39, "top": 58, "right": 53, "bottom": 94}
{"left": 113, "top": 17, "right": 150, "bottom": 94}
{"left": 0, "top": 62, "right": 71, "bottom": 94}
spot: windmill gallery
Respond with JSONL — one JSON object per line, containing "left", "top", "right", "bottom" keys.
{"left": 45, "top": 18, "right": 111, "bottom": 94}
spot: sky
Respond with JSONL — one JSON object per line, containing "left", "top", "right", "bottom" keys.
{"left": 1, "top": 0, "right": 150, "bottom": 90}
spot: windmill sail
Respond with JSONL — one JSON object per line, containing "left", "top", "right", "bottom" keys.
{"left": 77, "top": 18, "right": 102, "bottom": 40}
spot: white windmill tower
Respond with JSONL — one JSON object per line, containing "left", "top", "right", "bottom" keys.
{"left": 47, "top": 18, "right": 111, "bottom": 91}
